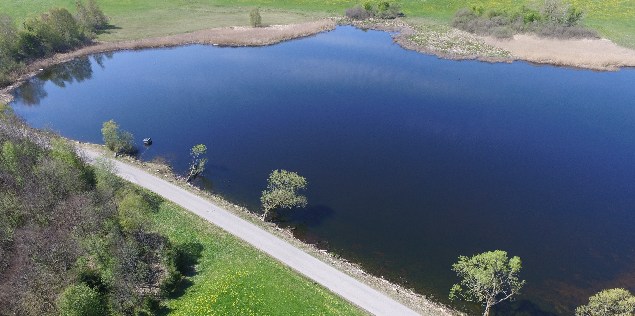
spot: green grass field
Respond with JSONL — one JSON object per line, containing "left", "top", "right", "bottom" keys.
{"left": 149, "top": 200, "right": 365, "bottom": 315}
{"left": 1, "top": 0, "right": 633, "bottom": 47}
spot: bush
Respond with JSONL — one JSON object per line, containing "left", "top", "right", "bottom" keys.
{"left": 249, "top": 8, "right": 262, "bottom": 28}
{"left": 117, "top": 190, "right": 151, "bottom": 232}
{"left": 344, "top": 1, "right": 402, "bottom": 20}
{"left": 76, "top": 0, "right": 109, "bottom": 36}
{"left": 22, "top": 8, "right": 86, "bottom": 55}
{"left": 0, "top": 15, "right": 19, "bottom": 81}
{"left": 452, "top": 1, "right": 596, "bottom": 40}
{"left": 101, "top": 119, "right": 136, "bottom": 155}
{"left": 345, "top": 5, "right": 371, "bottom": 20}
{"left": 57, "top": 283, "right": 106, "bottom": 316}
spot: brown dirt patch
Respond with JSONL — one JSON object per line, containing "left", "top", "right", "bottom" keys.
{"left": 482, "top": 34, "right": 635, "bottom": 71}
{"left": 1, "top": 19, "right": 335, "bottom": 104}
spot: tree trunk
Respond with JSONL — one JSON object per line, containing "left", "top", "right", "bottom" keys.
{"left": 483, "top": 304, "right": 491, "bottom": 316}
{"left": 261, "top": 209, "right": 271, "bottom": 221}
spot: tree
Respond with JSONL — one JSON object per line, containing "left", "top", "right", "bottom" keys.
{"left": 75, "top": 0, "right": 109, "bottom": 36}
{"left": 101, "top": 120, "right": 135, "bottom": 155}
{"left": 22, "top": 8, "right": 85, "bottom": 54}
{"left": 250, "top": 8, "right": 262, "bottom": 28}
{"left": 57, "top": 283, "right": 106, "bottom": 316}
{"left": 449, "top": 250, "right": 525, "bottom": 316}
{"left": 186, "top": 144, "right": 207, "bottom": 183}
{"left": 260, "top": 169, "right": 307, "bottom": 221}
{"left": 575, "top": 288, "right": 635, "bottom": 316}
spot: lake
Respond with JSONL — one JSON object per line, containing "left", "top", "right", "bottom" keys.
{"left": 10, "top": 26, "right": 635, "bottom": 315}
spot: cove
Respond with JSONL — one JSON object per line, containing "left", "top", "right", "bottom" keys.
{"left": 10, "top": 26, "right": 635, "bottom": 315}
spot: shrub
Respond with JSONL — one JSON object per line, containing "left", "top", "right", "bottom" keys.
{"left": 117, "top": 190, "right": 151, "bottom": 232}
{"left": 452, "top": 1, "right": 596, "bottom": 40}
{"left": 345, "top": 5, "right": 371, "bottom": 20}
{"left": 75, "top": 0, "right": 109, "bottom": 36}
{"left": 249, "top": 8, "right": 262, "bottom": 28}
{"left": 0, "top": 15, "right": 19, "bottom": 79}
{"left": 57, "top": 283, "right": 106, "bottom": 316}
{"left": 344, "top": 1, "right": 402, "bottom": 20}
{"left": 101, "top": 119, "right": 136, "bottom": 155}
{"left": 22, "top": 8, "right": 86, "bottom": 55}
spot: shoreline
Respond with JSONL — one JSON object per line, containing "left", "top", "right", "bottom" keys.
{"left": 0, "top": 19, "right": 336, "bottom": 105}
{"left": 351, "top": 18, "right": 635, "bottom": 71}
{"left": 3, "top": 17, "right": 635, "bottom": 104}
{"left": 77, "top": 142, "right": 459, "bottom": 316}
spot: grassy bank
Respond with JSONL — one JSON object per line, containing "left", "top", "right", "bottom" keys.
{"left": 1, "top": 1, "right": 633, "bottom": 47}
{"left": 150, "top": 200, "right": 365, "bottom": 315}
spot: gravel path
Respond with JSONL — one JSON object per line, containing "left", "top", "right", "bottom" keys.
{"left": 80, "top": 148, "right": 422, "bottom": 316}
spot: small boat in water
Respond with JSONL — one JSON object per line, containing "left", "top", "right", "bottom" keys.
{"left": 143, "top": 137, "right": 152, "bottom": 145}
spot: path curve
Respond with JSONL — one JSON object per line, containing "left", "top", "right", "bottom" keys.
{"left": 80, "top": 148, "right": 422, "bottom": 316}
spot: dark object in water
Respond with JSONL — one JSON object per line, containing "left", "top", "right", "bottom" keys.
{"left": 143, "top": 137, "right": 152, "bottom": 145}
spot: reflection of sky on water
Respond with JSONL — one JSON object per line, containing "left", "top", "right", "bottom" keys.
{"left": 10, "top": 26, "right": 635, "bottom": 315}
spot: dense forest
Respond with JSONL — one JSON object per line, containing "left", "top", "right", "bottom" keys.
{"left": 0, "top": 104, "right": 192, "bottom": 315}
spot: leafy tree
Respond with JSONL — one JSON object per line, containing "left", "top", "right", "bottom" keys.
{"left": 22, "top": 8, "right": 86, "bottom": 54}
{"left": 250, "top": 8, "right": 262, "bottom": 28}
{"left": 576, "top": 288, "right": 635, "bottom": 316}
{"left": 101, "top": 119, "right": 135, "bottom": 155}
{"left": 449, "top": 250, "right": 525, "bottom": 316}
{"left": 260, "top": 169, "right": 308, "bottom": 221}
{"left": 57, "top": 283, "right": 106, "bottom": 316}
{"left": 75, "top": 0, "right": 109, "bottom": 36}
{"left": 186, "top": 144, "right": 207, "bottom": 183}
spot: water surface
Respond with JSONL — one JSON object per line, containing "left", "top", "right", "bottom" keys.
{"left": 11, "top": 26, "right": 635, "bottom": 315}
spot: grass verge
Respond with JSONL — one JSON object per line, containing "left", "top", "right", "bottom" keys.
{"left": 1, "top": 1, "right": 633, "bottom": 47}
{"left": 148, "top": 192, "right": 366, "bottom": 314}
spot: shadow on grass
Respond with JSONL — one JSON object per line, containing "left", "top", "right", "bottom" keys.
{"left": 96, "top": 24, "right": 122, "bottom": 35}
{"left": 155, "top": 241, "right": 204, "bottom": 315}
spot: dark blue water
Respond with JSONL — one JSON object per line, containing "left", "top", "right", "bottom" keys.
{"left": 10, "top": 27, "right": 635, "bottom": 315}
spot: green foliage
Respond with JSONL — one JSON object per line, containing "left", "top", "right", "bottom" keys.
{"left": 575, "top": 288, "right": 635, "bottom": 316}
{"left": 22, "top": 8, "right": 86, "bottom": 55}
{"left": 101, "top": 119, "right": 135, "bottom": 155}
{"left": 0, "top": 1, "right": 108, "bottom": 87}
{"left": 452, "top": 1, "right": 596, "bottom": 39}
{"left": 345, "top": 1, "right": 402, "bottom": 20}
{"left": 186, "top": 144, "right": 207, "bottom": 183}
{"left": 57, "top": 283, "right": 106, "bottom": 316}
{"left": 450, "top": 250, "right": 525, "bottom": 316}
{"left": 250, "top": 8, "right": 262, "bottom": 28}
{"left": 260, "top": 169, "right": 308, "bottom": 221}
{"left": 75, "top": 0, "right": 109, "bottom": 37}
{"left": 117, "top": 190, "right": 151, "bottom": 232}
{"left": 0, "top": 15, "right": 19, "bottom": 85}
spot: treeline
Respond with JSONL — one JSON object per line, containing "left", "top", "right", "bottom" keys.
{"left": 345, "top": 1, "right": 403, "bottom": 20}
{"left": 452, "top": 0, "right": 598, "bottom": 39}
{"left": 0, "top": 0, "right": 108, "bottom": 86}
{"left": 0, "top": 105, "right": 197, "bottom": 315}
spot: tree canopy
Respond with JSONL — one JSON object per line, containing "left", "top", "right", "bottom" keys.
{"left": 260, "top": 169, "right": 307, "bottom": 221}
{"left": 576, "top": 288, "right": 635, "bottom": 316}
{"left": 101, "top": 119, "right": 135, "bottom": 155}
{"left": 186, "top": 144, "right": 207, "bottom": 183}
{"left": 449, "top": 250, "right": 525, "bottom": 316}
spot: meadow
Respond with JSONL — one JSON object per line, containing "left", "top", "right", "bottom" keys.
{"left": 1, "top": 0, "right": 633, "bottom": 47}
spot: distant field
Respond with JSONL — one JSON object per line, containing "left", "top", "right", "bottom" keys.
{"left": 1, "top": 0, "right": 633, "bottom": 47}
{"left": 150, "top": 200, "right": 364, "bottom": 314}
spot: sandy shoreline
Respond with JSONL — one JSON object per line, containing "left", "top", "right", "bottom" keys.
{"left": 354, "top": 19, "right": 635, "bottom": 71}
{"left": 3, "top": 18, "right": 635, "bottom": 104}
{"left": 482, "top": 34, "right": 635, "bottom": 71}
